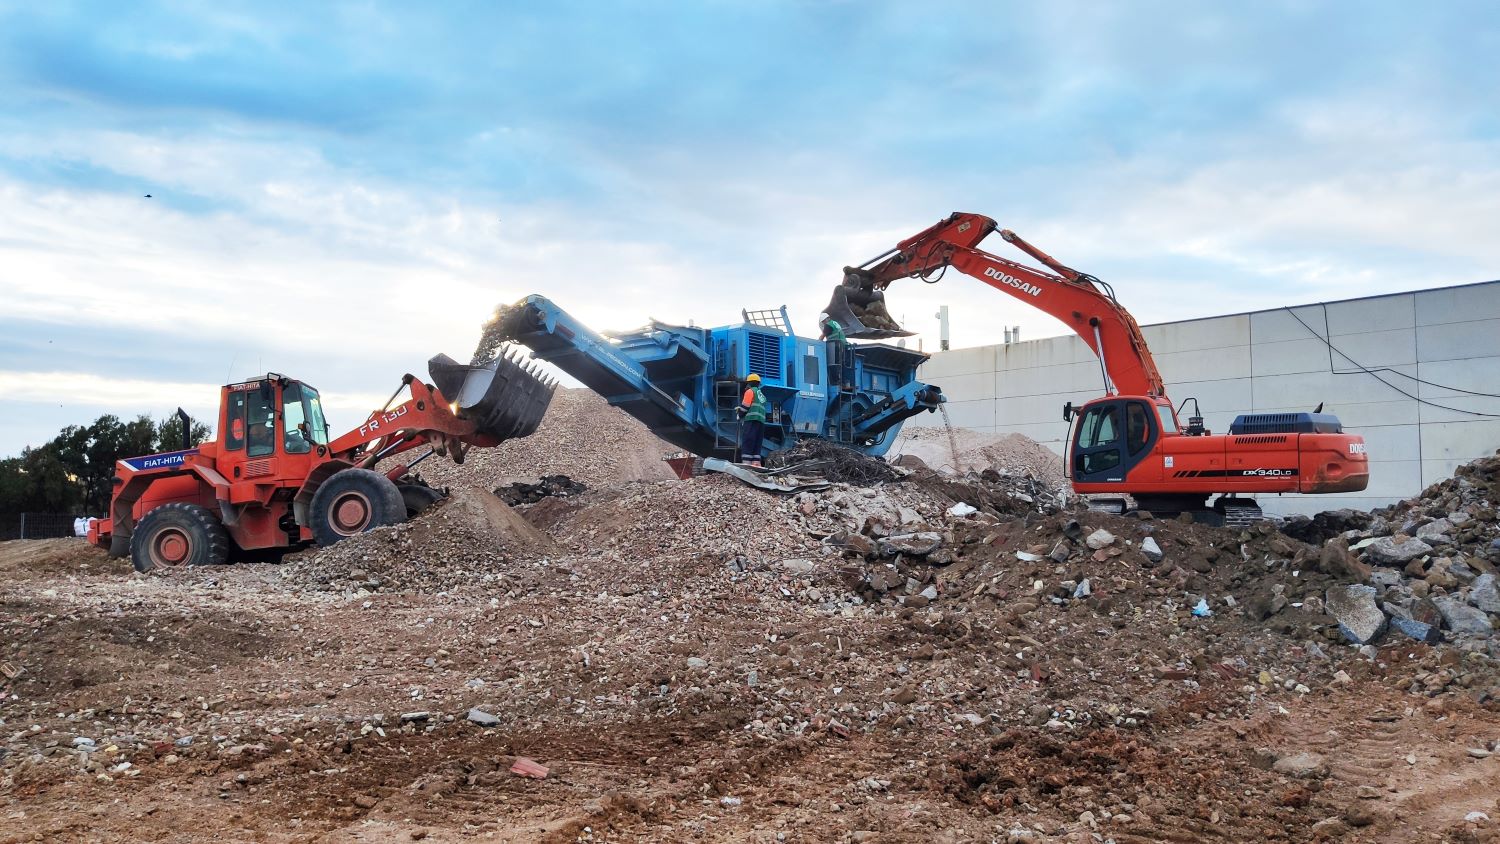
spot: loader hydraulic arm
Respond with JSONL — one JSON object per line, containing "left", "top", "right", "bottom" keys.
{"left": 840, "top": 212, "right": 1167, "bottom": 398}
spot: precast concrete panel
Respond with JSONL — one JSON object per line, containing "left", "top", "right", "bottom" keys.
{"left": 920, "top": 345, "right": 998, "bottom": 378}
{"left": 1325, "top": 295, "right": 1416, "bottom": 336}
{"left": 1316, "top": 327, "right": 1418, "bottom": 370}
{"left": 1142, "top": 314, "right": 1252, "bottom": 353}
{"left": 1250, "top": 338, "right": 1341, "bottom": 377}
{"left": 1415, "top": 319, "right": 1500, "bottom": 362}
{"left": 1420, "top": 419, "right": 1500, "bottom": 462}
{"left": 1151, "top": 344, "right": 1254, "bottom": 382}
{"left": 1415, "top": 282, "right": 1500, "bottom": 326}
{"left": 1250, "top": 306, "right": 1329, "bottom": 344}
{"left": 994, "top": 361, "right": 1111, "bottom": 399}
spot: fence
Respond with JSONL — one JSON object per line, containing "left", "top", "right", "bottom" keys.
{"left": 0, "top": 513, "right": 85, "bottom": 541}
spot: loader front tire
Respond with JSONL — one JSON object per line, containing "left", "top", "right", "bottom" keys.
{"left": 130, "top": 503, "right": 229, "bottom": 574}
{"left": 310, "top": 469, "right": 405, "bottom": 547}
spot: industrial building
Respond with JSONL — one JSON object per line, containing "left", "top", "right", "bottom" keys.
{"left": 909, "top": 280, "right": 1500, "bottom": 516}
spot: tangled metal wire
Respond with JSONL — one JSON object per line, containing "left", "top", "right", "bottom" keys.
{"left": 765, "top": 439, "right": 902, "bottom": 485}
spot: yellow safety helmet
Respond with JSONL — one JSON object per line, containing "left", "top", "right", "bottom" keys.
{"left": 745, "top": 373, "right": 761, "bottom": 382}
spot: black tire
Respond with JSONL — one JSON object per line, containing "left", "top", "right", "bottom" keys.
{"left": 129, "top": 503, "right": 229, "bottom": 574}
{"left": 397, "top": 484, "right": 445, "bottom": 518}
{"left": 309, "top": 468, "right": 405, "bottom": 547}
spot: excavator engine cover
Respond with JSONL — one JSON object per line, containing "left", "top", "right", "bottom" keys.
{"left": 824, "top": 269, "right": 915, "bottom": 340}
{"left": 427, "top": 352, "right": 555, "bottom": 442}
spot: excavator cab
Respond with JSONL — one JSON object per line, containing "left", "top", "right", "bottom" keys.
{"left": 1068, "top": 396, "right": 1169, "bottom": 485}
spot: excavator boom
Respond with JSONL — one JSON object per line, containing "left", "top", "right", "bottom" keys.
{"left": 827, "top": 212, "right": 1167, "bottom": 397}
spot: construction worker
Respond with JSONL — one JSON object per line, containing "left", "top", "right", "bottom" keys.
{"left": 820, "top": 313, "right": 850, "bottom": 391}
{"left": 737, "top": 372, "right": 766, "bottom": 466}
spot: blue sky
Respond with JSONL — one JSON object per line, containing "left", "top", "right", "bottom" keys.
{"left": 2, "top": 1, "right": 1498, "bottom": 456}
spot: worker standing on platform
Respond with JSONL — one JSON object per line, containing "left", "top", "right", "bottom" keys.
{"left": 820, "top": 313, "right": 850, "bottom": 391}
{"left": 737, "top": 373, "right": 766, "bottom": 466}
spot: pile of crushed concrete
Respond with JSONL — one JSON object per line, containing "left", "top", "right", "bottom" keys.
{"left": 889, "top": 424, "right": 1066, "bottom": 491}
{"left": 1310, "top": 452, "right": 1500, "bottom": 652}
{"left": 285, "top": 486, "right": 560, "bottom": 593}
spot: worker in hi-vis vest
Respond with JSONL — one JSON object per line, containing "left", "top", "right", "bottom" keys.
{"left": 736, "top": 372, "right": 766, "bottom": 466}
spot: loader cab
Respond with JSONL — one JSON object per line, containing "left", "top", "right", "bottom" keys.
{"left": 1066, "top": 396, "right": 1174, "bottom": 483}
{"left": 220, "top": 375, "right": 331, "bottom": 480}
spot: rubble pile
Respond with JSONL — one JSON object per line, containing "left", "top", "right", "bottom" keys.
{"left": 1311, "top": 451, "right": 1500, "bottom": 653}
{"left": 286, "top": 486, "right": 560, "bottom": 593}
{"left": 419, "top": 387, "right": 679, "bottom": 489}
{"left": 493, "top": 474, "right": 587, "bottom": 506}
{"left": 890, "top": 424, "right": 1067, "bottom": 490}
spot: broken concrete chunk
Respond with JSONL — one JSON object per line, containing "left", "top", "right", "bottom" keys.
{"left": 1434, "top": 596, "right": 1494, "bottom": 636}
{"left": 1415, "top": 519, "right": 1454, "bottom": 543}
{"left": 780, "top": 558, "right": 816, "bottom": 575}
{"left": 1389, "top": 616, "right": 1444, "bottom": 644}
{"left": 1085, "top": 529, "right": 1116, "bottom": 550}
{"left": 877, "top": 532, "right": 943, "bottom": 557}
{"left": 1469, "top": 573, "right": 1500, "bottom": 614}
{"left": 1272, "top": 752, "right": 1328, "bottom": 779}
{"left": 1140, "top": 536, "right": 1163, "bottom": 563}
{"left": 1325, "top": 584, "right": 1387, "bottom": 645}
{"left": 1362, "top": 536, "right": 1434, "bottom": 566}
{"left": 467, "top": 708, "right": 501, "bottom": 727}
{"left": 1048, "top": 541, "right": 1071, "bottom": 564}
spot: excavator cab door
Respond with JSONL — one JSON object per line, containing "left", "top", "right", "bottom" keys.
{"left": 1070, "top": 398, "right": 1158, "bottom": 484}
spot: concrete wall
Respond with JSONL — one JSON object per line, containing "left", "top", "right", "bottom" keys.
{"left": 911, "top": 280, "right": 1500, "bottom": 516}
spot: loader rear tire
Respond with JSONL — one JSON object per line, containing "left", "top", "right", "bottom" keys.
{"left": 310, "top": 469, "right": 405, "bottom": 547}
{"left": 130, "top": 503, "right": 229, "bottom": 574}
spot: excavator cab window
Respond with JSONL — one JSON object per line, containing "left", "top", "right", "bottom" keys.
{"left": 1075, "top": 404, "right": 1122, "bottom": 476}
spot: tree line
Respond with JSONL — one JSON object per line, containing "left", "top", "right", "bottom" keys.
{"left": 0, "top": 415, "right": 212, "bottom": 517}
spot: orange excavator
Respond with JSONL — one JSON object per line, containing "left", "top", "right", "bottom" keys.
{"left": 827, "top": 212, "right": 1369, "bottom": 524}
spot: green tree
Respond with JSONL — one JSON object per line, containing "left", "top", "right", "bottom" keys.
{"left": 155, "top": 414, "right": 212, "bottom": 452}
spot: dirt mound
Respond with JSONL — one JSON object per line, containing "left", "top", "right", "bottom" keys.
{"left": 890, "top": 424, "right": 1066, "bottom": 490}
{"left": 287, "top": 486, "right": 559, "bottom": 593}
{"left": 416, "top": 388, "right": 678, "bottom": 490}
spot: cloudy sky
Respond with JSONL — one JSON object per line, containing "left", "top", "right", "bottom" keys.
{"left": 2, "top": 1, "right": 1497, "bottom": 456}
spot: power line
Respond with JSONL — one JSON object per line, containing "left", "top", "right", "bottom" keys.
{"left": 1283, "top": 307, "right": 1500, "bottom": 418}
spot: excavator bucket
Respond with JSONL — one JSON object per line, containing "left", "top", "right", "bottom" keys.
{"left": 427, "top": 351, "right": 556, "bottom": 442}
{"left": 824, "top": 271, "right": 915, "bottom": 340}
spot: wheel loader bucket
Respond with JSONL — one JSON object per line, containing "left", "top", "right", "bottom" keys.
{"left": 825, "top": 273, "right": 915, "bottom": 341}
{"left": 428, "top": 351, "right": 556, "bottom": 442}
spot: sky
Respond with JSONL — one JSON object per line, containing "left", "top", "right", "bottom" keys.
{"left": 2, "top": 1, "right": 1498, "bottom": 456}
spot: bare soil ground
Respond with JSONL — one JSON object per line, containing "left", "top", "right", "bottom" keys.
{"left": 5, "top": 467, "right": 1500, "bottom": 842}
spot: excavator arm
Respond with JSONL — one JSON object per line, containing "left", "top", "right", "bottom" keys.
{"left": 828, "top": 212, "right": 1168, "bottom": 398}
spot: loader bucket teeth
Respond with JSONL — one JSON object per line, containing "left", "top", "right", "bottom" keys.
{"left": 825, "top": 278, "right": 915, "bottom": 341}
{"left": 428, "top": 352, "right": 555, "bottom": 442}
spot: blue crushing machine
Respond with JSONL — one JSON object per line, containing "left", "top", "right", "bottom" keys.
{"left": 493, "top": 295, "right": 945, "bottom": 460}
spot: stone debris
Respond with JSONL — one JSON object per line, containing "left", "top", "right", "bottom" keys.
{"left": 1325, "top": 584, "right": 1387, "bottom": 645}
{"left": 494, "top": 474, "right": 587, "bottom": 506}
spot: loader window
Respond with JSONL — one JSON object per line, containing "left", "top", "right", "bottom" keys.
{"left": 281, "top": 383, "right": 313, "bottom": 454}
{"left": 225, "top": 391, "right": 247, "bottom": 451}
{"left": 300, "top": 386, "right": 330, "bottom": 446}
{"left": 247, "top": 388, "right": 277, "bottom": 458}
